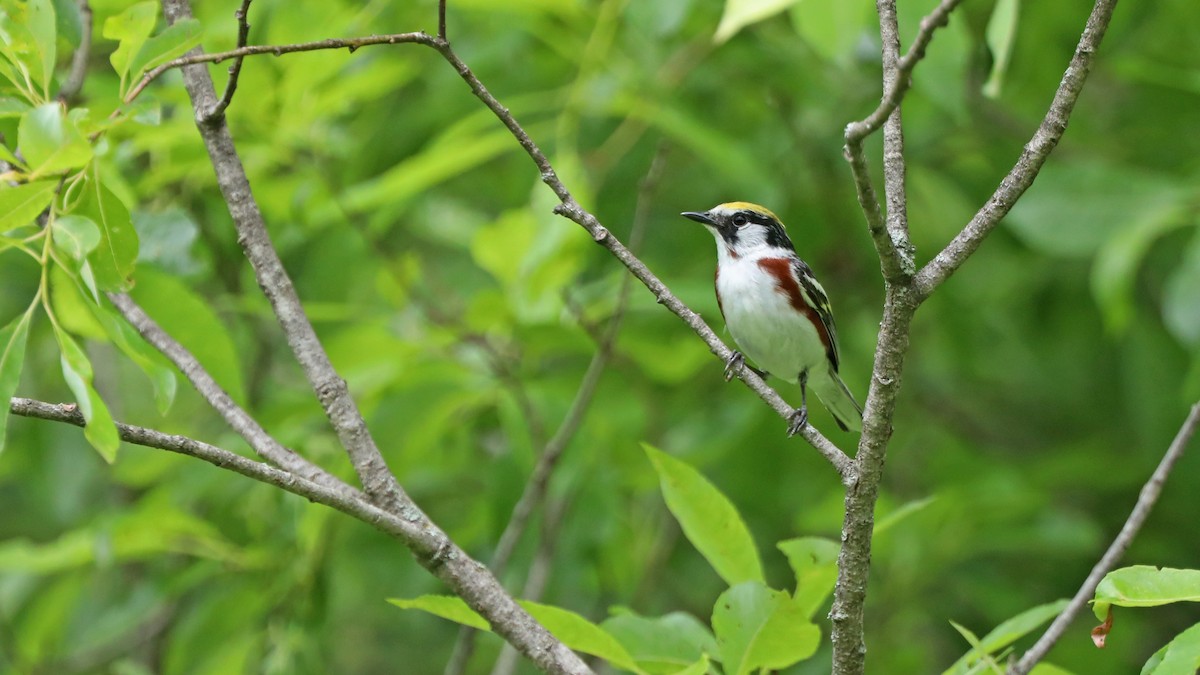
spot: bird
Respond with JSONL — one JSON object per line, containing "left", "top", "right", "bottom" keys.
{"left": 682, "top": 202, "right": 862, "bottom": 435}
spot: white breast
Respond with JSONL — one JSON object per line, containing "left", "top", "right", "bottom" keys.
{"left": 716, "top": 254, "right": 827, "bottom": 384}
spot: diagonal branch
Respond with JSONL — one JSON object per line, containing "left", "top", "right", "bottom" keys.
{"left": 843, "top": 0, "right": 964, "bottom": 283}
{"left": 914, "top": 0, "right": 1120, "bottom": 299}
{"left": 56, "top": 0, "right": 93, "bottom": 103}
{"left": 1009, "top": 401, "right": 1200, "bottom": 674}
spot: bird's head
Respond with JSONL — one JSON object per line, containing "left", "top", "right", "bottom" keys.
{"left": 681, "top": 202, "right": 795, "bottom": 258}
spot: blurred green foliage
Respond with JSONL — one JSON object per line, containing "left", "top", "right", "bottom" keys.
{"left": 1, "top": 0, "right": 1199, "bottom": 673}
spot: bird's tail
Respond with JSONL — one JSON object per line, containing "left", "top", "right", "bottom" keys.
{"left": 812, "top": 367, "right": 863, "bottom": 432}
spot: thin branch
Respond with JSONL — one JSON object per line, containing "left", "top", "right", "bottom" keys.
{"left": 123, "top": 31, "right": 437, "bottom": 105}
{"left": 56, "top": 0, "right": 93, "bottom": 103}
{"left": 107, "top": 292, "right": 355, "bottom": 499}
{"left": 438, "top": 0, "right": 447, "bottom": 42}
{"left": 427, "top": 41, "right": 854, "bottom": 477}
{"left": 843, "top": 0, "right": 963, "bottom": 283}
{"left": 207, "top": 0, "right": 254, "bottom": 120}
{"left": 914, "top": 0, "right": 1120, "bottom": 299}
{"left": 1009, "top": 401, "right": 1200, "bottom": 674}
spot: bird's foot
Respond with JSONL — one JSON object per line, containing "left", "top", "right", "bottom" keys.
{"left": 723, "top": 351, "right": 745, "bottom": 382}
{"left": 786, "top": 406, "right": 809, "bottom": 437}
{"left": 723, "top": 352, "right": 766, "bottom": 382}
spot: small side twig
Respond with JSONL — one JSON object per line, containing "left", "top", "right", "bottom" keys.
{"left": 207, "top": 0, "right": 254, "bottom": 120}
{"left": 1008, "top": 401, "right": 1200, "bottom": 675}
{"left": 56, "top": 0, "right": 93, "bottom": 103}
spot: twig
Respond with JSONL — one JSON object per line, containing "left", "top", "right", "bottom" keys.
{"left": 913, "top": 0, "right": 1120, "bottom": 299}
{"left": 438, "top": 0, "right": 447, "bottom": 42}
{"left": 843, "top": 0, "right": 963, "bottom": 283}
{"left": 207, "top": 0, "right": 254, "bottom": 120}
{"left": 123, "top": 31, "right": 437, "bottom": 105}
{"left": 57, "top": 0, "right": 93, "bottom": 103}
{"left": 1008, "top": 402, "right": 1200, "bottom": 674}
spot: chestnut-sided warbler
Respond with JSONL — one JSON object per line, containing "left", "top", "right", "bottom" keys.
{"left": 682, "top": 202, "right": 863, "bottom": 434}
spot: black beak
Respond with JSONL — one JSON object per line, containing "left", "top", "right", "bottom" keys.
{"left": 681, "top": 211, "right": 716, "bottom": 226}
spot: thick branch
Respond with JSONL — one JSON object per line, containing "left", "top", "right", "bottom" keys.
{"left": 843, "top": 0, "right": 963, "bottom": 283}
{"left": 153, "top": 2, "right": 591, "bottom": 671}
{"left": 914, "top": 0, "right": 1119, "bottom": 299}
{"left": 1009, "top": 402, "right": 1200, "bottom": 674}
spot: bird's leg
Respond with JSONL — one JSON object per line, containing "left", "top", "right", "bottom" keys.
{"left": 724, "top": 351, "right": 767, "bottom": 382}
{"left": 787, "top": 370, "right": 810, "bottom": 436}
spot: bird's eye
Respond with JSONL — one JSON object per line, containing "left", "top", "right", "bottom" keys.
{"left": 732, "top": 214, "right": 749, "bottom": 227}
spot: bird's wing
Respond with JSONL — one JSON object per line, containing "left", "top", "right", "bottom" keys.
{"left": 792, "top": 258, "right": 840, "bottom": 372}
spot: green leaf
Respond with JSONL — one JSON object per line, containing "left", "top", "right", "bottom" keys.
{"left": 0, "top": 180, "right": 55, "bottom": 230}
{"left": 523, "top": 602, "right": 639, "bottom": 673}
{"left": 601, "top": 610, "right": 717, "bottom": 674}
{"left": 713, "top": 0, "right": 800, "bottom": 44}
{"left": 0, "top": 95, "right": 31, "bottom": 117}
{"left": 130, "top": 266, "right": 244, "bottom": 405}
{"left": 671, "top": 655, "right": 710, "bottom": 675}
{"left": 644, "top": 444, "right": 764, "bottom": 586}
{"left": 388, "top": 596, "right": 640, "bottom": 672}
{"left": 1142, "top": 622, "right": 1200, "bottom": 675}
{"left": 1093, "top": 566, "right": 1200, "bottom": 621}
{"left": 129, "top": 18, "right": 201, "bottom": 79}
{"left": 17, "top": 103, "right": 93, "bottom": 177}
{"left": 93, "top": 300, "right": 176, "bottom": 414}
{"left": 0, "top": 0, "right": 57, "bottom": 95}
{"left": 982, "top": 0, "right": 1019, "bottom": 98}
{"left": 943, "top": 600, "right": 1068, "bottom": 674}
{"left": 1030, "top": 664, "right": 1075, "bottom": 675}
{"left": 712, "top": 581, "right": 821, "bottom": 675}
{"left": 777, "top": 537, "right": 839, "bottom": 619}
{"left": 386, "top": 595, "right": 490, "bottom": 631}
{"left": 875, "top": 495, "right": 938, "bottom": 537}
{"left": 1163, "top": 230, "right": 1200, "bottom": 346}
{"left": 51, "top": 213, "right": 100, "bottom": 260}
{"left": 103, "top": 2, "right": 157, "bottom": 80}
{"left": 1006, "top": 162, "right": 1186, "bottom": 259}
{"left": 76, "top": 171, "right": 138, "bottom": 291}
{"left": 1090, "top": 211, "right": 1190, "bottom": 334}
{"left": 789, "top": 0, "right": 874, "bottom": 62}
{"left": 53, "top": 324, "right": 120, "bottom": 461}
{"left": 0, "top": 309, "right": 32, "bottom": 453}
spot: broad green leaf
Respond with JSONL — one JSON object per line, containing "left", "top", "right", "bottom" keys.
{"left": 18, "top": 103, "right": 93, "bottom": 177}
{"left": 523, "top": 603, "right": 639, "bottom": 673}
{"left": 712, "top": 581, "right": 820, "bottom": 675}
{"left": 713, "top": 0, "right": 800, "bottom": 44}
{"left": 672, "top": 655, "right": 709, "bottom": 675}
{"left": 943, "top": 600, "right": 1068, "bottom": 674}
{"left": 789, "top": 0, "right": 873, "bottom": 62}
{"left": 982, "top": 0, "right": 1019, "bottom": 98}
{"left": 0, "top": 95, "right": 30, "bottom": 117}
{"left": 129, "top": 18, "right": 201, "bottom": 79}
{"left": 1142, "top": 622, "right": 1200, "bottom": 675}
{"left": 0, "top": 180, "right": 55, "bottom": 230}
{"left": 387, "top": 595, "right": 490, "bottom": 630}
{"left": 131, "top": 266, "right": 244, "bottom": 405}
{"left": 601, "top": 610, "right": 717, "bottom": 674}
{"left": 1007, "top": 162, "right": 1186, "bottom": 259}
{"left": 1093, "top": 566, "right": 1200, "bottom": 621}
{"left": 53, "top": 324, "right": 120, "bottom": 461}
{"left": 1091, "top": 211, "right": 1190, "bottom": 334}
{"left": 0, "top": 309, "right": 32, "bottom": 452}
{"left": 76, "top": 171, "right": 138, "bottom": 291}
{"left": 1163, "top": 230, "right": 1200, "bottom": 346}
{"left": 49, "top": 264, "right": 104, "bottom": 337}
{"left": 103, "top": 2, "right": 157, "bottom": 80}
{"left": 644, "top": 444, "right": 764, "bottom": 586}
{"left": 388, "top": 596, "right": 639, "bottom": 671}
{"left": 50, "top": 213, "right": 100, "bottom": 261}
{"left": 0, "top": 0, "right": 56, "bottom": 95}
{"left": 777, "top": 537, "right": 839, "bottom": 619}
